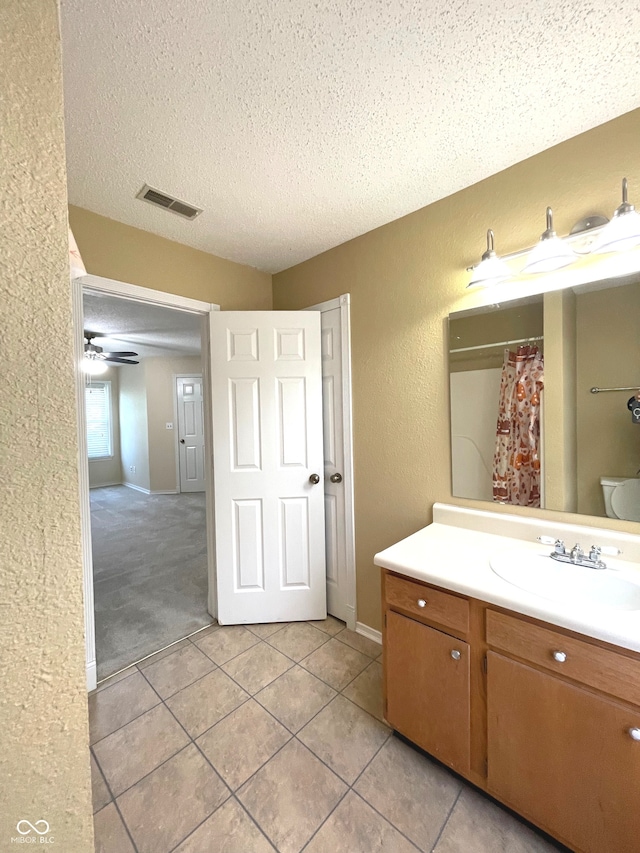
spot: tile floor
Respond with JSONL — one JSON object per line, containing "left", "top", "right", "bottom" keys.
{"left": 90, "top": 617, "right": 568, "bottom": 853}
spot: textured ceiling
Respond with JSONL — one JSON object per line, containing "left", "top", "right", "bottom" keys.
{"left": 83, "top": 292, "right": 202, "bottom": 359}
{"left": 62, "top": 1, "right": 640, "bottom": 273}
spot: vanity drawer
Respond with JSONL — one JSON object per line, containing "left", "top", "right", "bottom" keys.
{"left": 385, "top": 573, "right": 469, "bottom": 634}
{"left": 486, "top": 609, "right": 640, "bottom": 707}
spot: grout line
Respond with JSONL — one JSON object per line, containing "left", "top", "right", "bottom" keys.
{"left": 429, "top": 788, "right": 462, "bottom": 853}
{"left": 90, "top": 697, "right": 163, "bottom": 749}
{"left": 350, "top": 789, "right": 424, "bottom": 852}
{"left": 298, "top": 787, "right": 351, "bottom": 852}
{"left": 91, "top": 745, "right": 141, "bottom": 853}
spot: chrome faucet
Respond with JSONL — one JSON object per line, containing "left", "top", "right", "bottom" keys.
{"left": 537, "top": 536, "right": 621, "bottom": 570}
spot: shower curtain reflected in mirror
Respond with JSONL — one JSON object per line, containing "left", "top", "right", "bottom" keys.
{"left": 493, "top": 346, "right": 544, "bottom": 507}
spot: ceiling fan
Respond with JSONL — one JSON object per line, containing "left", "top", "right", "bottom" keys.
{"left": 84, "top": 333, "right": 139, "bottom": 367}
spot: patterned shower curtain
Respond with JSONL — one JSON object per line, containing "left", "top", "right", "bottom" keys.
{"left": 492, "top": 345, "right": 544, "bottom": 507}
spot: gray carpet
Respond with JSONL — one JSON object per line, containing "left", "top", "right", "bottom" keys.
{"left": 90, "top": 485, "right": 213, "bottom": 680}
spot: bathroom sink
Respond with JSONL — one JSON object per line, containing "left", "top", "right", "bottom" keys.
{"left": 490, "top": 551, "right": 640, "bottom": 611}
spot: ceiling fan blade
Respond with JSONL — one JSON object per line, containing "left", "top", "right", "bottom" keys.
{"left": 101, "top": 351, "right": 138, "bottom": 358}
{"left": 105, "top": 357, "right": 139, "bottom": 365}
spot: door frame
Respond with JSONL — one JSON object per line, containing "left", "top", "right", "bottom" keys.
{"left": 305, "top": 294, "right": 357, "bottom": 631}
{"left": 72, "top": 274, "right": 219, "bottom": 690}
{"left": 173, "top": 373, "right": 204, "bottom": 494}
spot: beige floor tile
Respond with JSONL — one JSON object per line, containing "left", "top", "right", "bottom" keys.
{"left": 94, "top": 666, "right": 139, "bottom": 693}
{"left": 267, "top": 622, "right": 329, "bottom": 661}
{"left": 197, "top": 700, "right": 290, "bottom": 790}
{"left": 305, "top": 790, "right": 418, "bottom": 853}
{"left": 335, "top": 628, "right": 382, "bottom": 659}
{"left": 136, "top": 638, "right": 192, "bottom": 669}
{"left": 166, "top": 668, "right": 249, "bottom": 737}
{"left": 91, "top": 753, "right": 112, "bottom": 813}
{"left": 355, "top": 737, "right": 461, "bottom": 852}
{"left": 308, "top": 615, "right": 345, "bottom": 636}
{"left": 93, "top": 803, "right": 136, "bottom": 853}
{"left": 89, "top": 671, "right": 160, "bottom": 744}
{"left": 246, "top": 622, "right": 289, "bottom": 639}
{"left": 221, "top": 642, "right": 293, "bottom": 694}
{"left": 117, "top": 744, "right": 229, "bottom": 853}
{"left": 298, "top": 695, "right": 390, "bottom": 784}
{"left": 93, "top": 704, "right": 189, "bottom": 796}
{"left": 173, "top": 798, "right": 276, "bottom": 852}
{"left": 189, "top": 622, "right": 219, "bottom": 640}
{"left": 194, "top": 625, "right": 259, "bottom": 664}
{"left": 342, "top": 661, "right": 386, "bottom": 723}
{"left": 301, "top": 638, "right": 370, "bottom": 690}
{"left": 433, "top": 788, "right": 561, "bottom": 853}
{"left": 141, "top": 643, "right": 215, "bottom": 699}
{"left": 255, "top": 665, "right": 336, "bottom": 733}
{"left": 238, "top": 739, "right": 347, "bottom": 853}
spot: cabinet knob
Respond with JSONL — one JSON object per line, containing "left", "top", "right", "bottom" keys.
{"left": 417, "top": 599, "right": 427, "bottom": 608}
{"left": 450, "top": 649, "right": 461, "bottom": 661}
{"left": 629, "top": 727, "right": 640, "bottom": 741}
{"left": 552, "top": 650, "right": 567, "bottom": 663}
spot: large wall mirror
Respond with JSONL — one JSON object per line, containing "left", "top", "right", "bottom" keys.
{"left": 449, "top": 274, "right": 640, "bottom": 521}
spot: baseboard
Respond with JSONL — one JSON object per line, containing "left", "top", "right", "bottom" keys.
{"left": 356, "top": 621, "right": 382, "bottom": 645}
{"left": 90, "top": 481, "right": 122, "bottom": 489}
{"left": 150, "top": 489, "right": 178, "bottom": 495}
{"left": 86, "top": 660, "right": 97, "bottom": 692}
{"left": 122, "top": 482, "right": 151, "bottom": 495}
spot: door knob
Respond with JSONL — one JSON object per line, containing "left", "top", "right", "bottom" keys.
{"left": 309, "top": 474, "right": 320, "bottom": 485}
{"left": 330, "top": 473, "right": 343, "bottom": 483}
{"left": 180, "top": 439, "right": 185, "bottom": 444}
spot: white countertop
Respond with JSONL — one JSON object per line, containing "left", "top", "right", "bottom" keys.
{"left": 374, "top": 505, "right": 640, "bottom": 654}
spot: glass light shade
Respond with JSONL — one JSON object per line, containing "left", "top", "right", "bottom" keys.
{"left": 590, "top": 208, "right": 640, "bottom": 254}
{"left": 467, "top": 229, "right": 510, "bottom": 288}
{"left": 83, "top": 357, "right": 108, "bottom": 375}
{"left": 468, "top": 254, "right": 511, "bottom": 287}
{"left": 523, "top": 235, "right": 577, "bottom": 274}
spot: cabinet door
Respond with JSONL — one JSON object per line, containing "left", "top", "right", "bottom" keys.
{"left": 386, "top": 610, "right": 470, "bottom": 774}
{"left": 487, "top": 652, "right": 640, "bottom": 853}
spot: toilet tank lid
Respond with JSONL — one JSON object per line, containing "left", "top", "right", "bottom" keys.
{"left": 600, "top": 476, "right": 631, "bottom": 486}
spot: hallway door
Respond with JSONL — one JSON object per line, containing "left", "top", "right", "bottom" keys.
{"left": 210, "top": 311, "right": 326, "bottom": 625}
{"left": 177, "top": 376, "right": 206, "bottom": 492}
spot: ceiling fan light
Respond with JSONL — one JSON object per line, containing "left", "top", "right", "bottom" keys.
{"left": 523, "top": 206, "right": 576, "bottom": 275}
{"left": 83, "top": 357, "right": 108, "bottom": 375}
{"left": 467, "top": 229, "right": 511, "bottom": 288}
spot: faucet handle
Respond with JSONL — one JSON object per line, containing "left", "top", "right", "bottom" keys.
{"left": 588, "top": 545, "right": 602, "bottom": 562}
{"left": 537, "top": 536, "right": 555, "bottom": 545}
{"left": 537, "top": 536, "right": 566, "bottom": 554}
{"left": 601, "top": 545, "right": 622, "bottom": 556}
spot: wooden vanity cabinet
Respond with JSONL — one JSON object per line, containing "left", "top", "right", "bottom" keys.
{"left": 382, "top": 568, "right": 640, "bottom": 853}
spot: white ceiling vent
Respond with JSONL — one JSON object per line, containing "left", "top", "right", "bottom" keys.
{"left": 136, "top": 184, "right": 202, "bottom": 220}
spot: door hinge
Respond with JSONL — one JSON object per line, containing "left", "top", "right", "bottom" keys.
{"left": 483, "top": 655, "right": 487, "bottom": 674}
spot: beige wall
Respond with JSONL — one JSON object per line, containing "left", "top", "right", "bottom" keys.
{"left": 0, "top": 1, "right": 94, "bottom": 849}
{"left": 119, "top": 363, "right": 151, "bottom": 491}
{"left": 69, "top": 205, "right": 273, "bottom": 309}
{"left": 88, "top": 365, "right": 123, "bottom": 487}
{"left": 576, "top": 282, "right": 640, "bottom": 515}
{"left": 145, "top": 356, "right": 203, "bottom": 492}
{"left": 273, "top": 107, "right": 640, "bottom": 632}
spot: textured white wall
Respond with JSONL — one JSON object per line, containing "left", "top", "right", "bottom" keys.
{"left": 119, "top": 362, "right": 151, "bottom": 491}
{"left": 0, "top": 1, "right": 94, "bottom": 848}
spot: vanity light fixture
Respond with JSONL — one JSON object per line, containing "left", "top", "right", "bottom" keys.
{"left": 590, "top": 178, "right": 640, "bottom": 254}
{"left": 523, "top": 207, "right": 577, "bottom": 274}
{"left": 467, "top": 229, "right": 511, "bottom": 288}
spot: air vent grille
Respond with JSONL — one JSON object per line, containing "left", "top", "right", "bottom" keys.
{"left": 136, "top": 184, "right": 202, "bottom": 220}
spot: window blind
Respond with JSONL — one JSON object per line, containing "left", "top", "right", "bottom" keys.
{"left": 86, "top": 381, "right": 112, "bottom": 459}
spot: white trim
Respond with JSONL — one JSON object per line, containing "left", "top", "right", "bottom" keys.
{"left": 72, "top": 283, "right": 97, "bottom": 692}
{"left": 122, "top": 481, "right": 151, "bottom": 495}
{"left": 151, "top": 489, "right": 179, "bottom": 495}
{"left": 79, "top": 274, "right": 213, "bottom": 314}
{"left": 75, "top": 274, "right": 220, "bottom": 691}
{"left": 90, "top": 481, "right": 122, "bottom": 489}
{"left": 305, "top": 294, "right": 357, "bottom": 631}
{"left": 356, "top": 622, "right": 382, "bottom": 645}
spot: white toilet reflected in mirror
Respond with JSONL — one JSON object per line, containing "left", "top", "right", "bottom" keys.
{"left": 601, "top": 476, "right": 640, "bottom": 522}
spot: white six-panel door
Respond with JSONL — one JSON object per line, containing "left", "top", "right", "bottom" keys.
{"left": 210, "top": 311, "right": 326, "bottom": 624}
{"left": 177, "top": 375, "right": 206, "bottom": 492}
